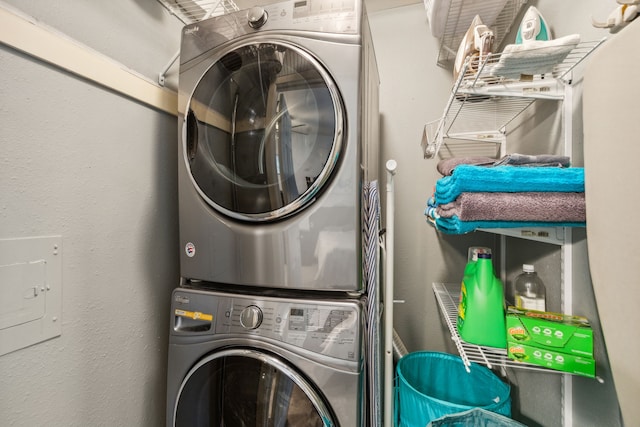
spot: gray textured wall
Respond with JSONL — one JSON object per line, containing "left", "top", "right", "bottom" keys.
{"left": 0, "top": 1, "right": 182, "bottom": 426}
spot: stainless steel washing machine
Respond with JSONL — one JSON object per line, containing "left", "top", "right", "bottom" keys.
{"left": 177, "top": 0, "right": 379, "bottom": 292}
{"left": 166, "top": 287, "right": 366, "bottom": 426}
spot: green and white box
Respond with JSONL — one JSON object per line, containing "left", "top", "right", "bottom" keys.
{"left": 506, "top": 306, "right": 595, "bottom": 377}
{"left": 506, "top": 342, "right": 596, "bottom": 377}
{"left": 506, "top": 306, "right": 593, "bottom": 357}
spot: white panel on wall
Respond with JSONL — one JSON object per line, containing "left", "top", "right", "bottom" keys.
{"left": 0, "top": 261, "right": 46, "bottom": 328}
{"left": 0, "top": 236, "right": 62, "bottom": 356}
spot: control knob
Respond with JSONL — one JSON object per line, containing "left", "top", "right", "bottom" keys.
{"left": 240, "top": 305, "right": 263, "bottom": 329}
{"left": 247, "top": 7, "right": 268, "bottom": 29}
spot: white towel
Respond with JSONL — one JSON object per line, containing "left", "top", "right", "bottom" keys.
{"left": 489, "top": 34, "right": 581, "bottom": 79}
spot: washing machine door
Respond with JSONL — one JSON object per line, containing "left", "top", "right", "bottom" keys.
{"left": 173, "top": 348, "right": 335, "bottom": 427}
{"left": 184, "top": 41, "right": 344, "bottom": 222}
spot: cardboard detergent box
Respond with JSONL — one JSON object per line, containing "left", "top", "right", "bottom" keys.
{"left": 506, "top": 342, "right": 596, "bottom": 378}
{"left": 506, "top": 306, "right": 594, "bottom": 357}
{"left": 506, "top": 306, "right": 595, "bottom": 377}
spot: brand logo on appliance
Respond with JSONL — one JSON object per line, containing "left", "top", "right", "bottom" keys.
{"left": 175, "top": 295, "right": 190, "bottom": 304}
{"left": 185, "top": 242, "right": 196, "bottom": 257}
{"left": 184, "top": 26, "right": 199, "bottom": 35}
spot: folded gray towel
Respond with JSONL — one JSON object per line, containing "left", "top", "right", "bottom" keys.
{"left": 437, "top": 154, "right": 571, "bottom": 176}
{"left": 436, "top": 156, "right": 496, "bottom": 176}
{"left": 494, "top": 153, "right": 571, "bottom": 167}
{"left": 436, "top": 192, "right": 586, "bottom": 222}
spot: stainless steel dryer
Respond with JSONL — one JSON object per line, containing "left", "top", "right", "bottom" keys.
{"left": 177, "top": 0, "right": 379, "bottom": 292}
{"left": 166, "top": 287, "right": 366, "bottom": 426}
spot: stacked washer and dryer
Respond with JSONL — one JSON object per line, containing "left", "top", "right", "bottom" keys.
{"left": 166, "top": 1, "right": 380, "bottom": 426}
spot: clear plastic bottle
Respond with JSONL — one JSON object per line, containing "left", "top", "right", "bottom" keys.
{"left": 514, "top": 264, "right": 546, "bottom": 311}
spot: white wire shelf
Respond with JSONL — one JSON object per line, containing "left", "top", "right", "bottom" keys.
{"left": 422, "top": 39, "right": 605, "bottom": 159}
{"left": 478, "top": 226, "right": 568, "bottom": 245}
{"left": 157, "top": 0, "right": 239, "bottom": 24}
{"left": 432, "top": 282, "right": 602, "bottom": 381}
{"left": 435, "top": 0, "right": 528, "bottom": 69}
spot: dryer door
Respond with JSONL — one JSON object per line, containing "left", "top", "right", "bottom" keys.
{"left": 184, "top": 41, "right": 344, "bottom": 222}
{"left": 173, "top": 348, "right": 335, "bottom": 426}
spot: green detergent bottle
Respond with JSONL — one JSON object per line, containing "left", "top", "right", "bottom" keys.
{"left": 457, "top": 251, "right": 507, "bottom": 348}
{"left": 464, "top": 247, "right": 491, "bottom": 274}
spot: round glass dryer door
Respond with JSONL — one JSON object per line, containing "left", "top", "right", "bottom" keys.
{"left": 174, "top": 349, "right": 334, "bottom": 426}
{"left": 184, "top": 42, "right": 344, "bottom": 222}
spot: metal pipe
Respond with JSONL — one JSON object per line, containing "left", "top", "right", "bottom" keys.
{"left": 383, "top": 159, "right": 397, "bottom": 427}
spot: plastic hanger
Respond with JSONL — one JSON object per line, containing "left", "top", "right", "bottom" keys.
{"left": 592, "top": 1, "right": 639, "bottom": 33}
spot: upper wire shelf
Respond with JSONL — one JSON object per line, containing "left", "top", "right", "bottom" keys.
{"left": 435, "top": 0, "right": 529, "bottom": 69}
{"left": 157, "top": 0, "right": 239, "bottom": 24}
{"left": 432, "top": 282, "right": 604, "bottom": 381}
{"left": 422, "top": 39, "right": 605, "bottom": 159}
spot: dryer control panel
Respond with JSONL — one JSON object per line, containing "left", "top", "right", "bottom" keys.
{"left": 255, "top": 0, "right": 359, "bottom": 35}
{"left": 171, "top": 289, "right": 362, "bottom": 362}
{"left": 180, "top": 0, "right": 360, "bottom": 58}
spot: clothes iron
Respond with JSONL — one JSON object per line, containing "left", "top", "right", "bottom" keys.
{"left": 453, "top": 15, "right": 494, "bottom": 82}
{"left": 516, "top": 6, "right": 551, "bottom": 44}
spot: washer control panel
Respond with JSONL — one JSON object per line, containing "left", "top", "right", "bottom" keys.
{"left": 172, "top": 289, "right": 361, "bottom": 362}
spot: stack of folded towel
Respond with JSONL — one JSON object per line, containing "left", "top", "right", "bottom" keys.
{"left": 425, "top": 154, "right": 586, "bottom": 234}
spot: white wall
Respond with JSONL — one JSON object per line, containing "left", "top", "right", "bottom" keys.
{"left": 0, "top": 2, "right": 183, "bottom": 426}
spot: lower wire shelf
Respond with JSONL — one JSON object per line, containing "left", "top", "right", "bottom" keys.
{"left": 433, "top": 282, "right": 571, "bottom": 375}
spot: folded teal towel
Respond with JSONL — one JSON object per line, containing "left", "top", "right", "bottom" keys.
{"left": 435, "top": 216, "right": 585, "bottom": 235}
{"left": 435, "top": 165, "right": 584, "bottom": 204}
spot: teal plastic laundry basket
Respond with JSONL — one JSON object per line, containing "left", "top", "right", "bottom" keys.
{"left": 427, "top": 408, "right": 526, "bottom": 427}
{"left": 395, "top": 352, "right": 512, "bottom": 427}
